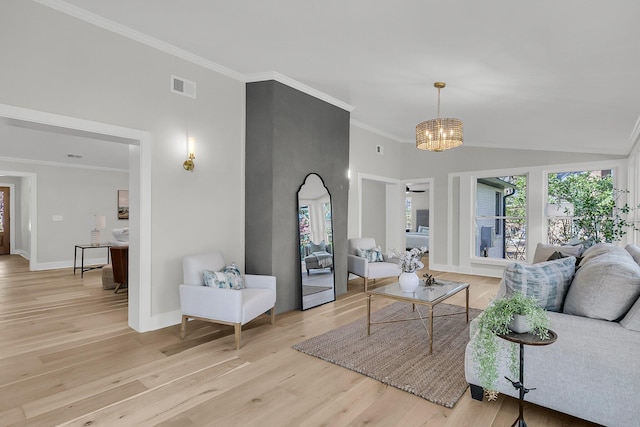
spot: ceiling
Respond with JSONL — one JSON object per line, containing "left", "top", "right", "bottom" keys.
{"left": 25, "top": 1, "right": 640, "bottom": 158}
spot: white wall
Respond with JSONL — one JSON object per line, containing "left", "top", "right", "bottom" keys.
{"left": 1, "top": 1, "right": 245, "bottom": 330}
{"left": 349, "top": 121, "right": 629, "bottom": 277}
{"left": 0, "top": 160, "right": 128, "bottom": 268}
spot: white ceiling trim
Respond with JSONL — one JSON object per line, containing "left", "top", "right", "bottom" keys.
{"left": 0, "top": 155, "right": 128, "bottom": 173}
{"left": 35, "top": 1, "right": 356, "bottom": 115}
{"left": 246, "top": 71, "right": 355, "bottom": 112}
{"left": 34, "top": 0, "right": 245, "bottom": 81}
{"left": 350, "top": 119, "right": 406, "bottom": 143}
{"left": 628, "top": 115, "right": 640, "bottom": 155}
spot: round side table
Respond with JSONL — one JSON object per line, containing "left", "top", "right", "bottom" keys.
{"left": 498, "top": 329, "right": 558, "bottom": 427}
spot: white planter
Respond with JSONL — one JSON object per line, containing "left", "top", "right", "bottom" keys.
{"left": 509, "top": 314, "right": 530, "bottom": 333}
{"left": 398, "top": 272, "right": 419, "bottom": 292}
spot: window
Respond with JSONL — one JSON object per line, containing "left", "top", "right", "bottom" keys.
{"left": 547, "top": 169, "right": 617, "bottom": 244}
{"left": 405, "top": 197, "right": 413, "bottom": 231}
{"left": 298, "top": 205, "right": 311, "bottom": 258}
{"left": 475, "top": 175, "right": 527, "bottom": 260}
{"left": 323, "top": 202, "right": 333, "bottom": 245}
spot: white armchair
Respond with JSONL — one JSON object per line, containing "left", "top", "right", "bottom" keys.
{"left": 347, "top": 237, "right": 402, "bottom": 291}
{"left": 179, "top": 250, "right": 276, "bottom": 350}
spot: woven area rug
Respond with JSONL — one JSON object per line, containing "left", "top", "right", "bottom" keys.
{"left": 292, "top": 302, "right": 481, "bottom": 408}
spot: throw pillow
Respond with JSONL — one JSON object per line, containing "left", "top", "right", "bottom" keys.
{"left": 417, "top": 226, "right": 429, "bottom": 234}
{"left": 309, "top": 241, "right": 326, "bottom": 253}
{"left": 563, "top": 249, "right": 640, "bottom": 321}
{"left": 203, "top": 262, "right": 244, "bottom": 289}
{"left": 620, "top": 296, "right": 640, "bottom": 332}
{"left": 547, "top": 251, "right": 583, "bottom": 268}
{"left": 533, "top": 242, "right": 583, "bottom": 264}
{"left": 356, "top": 246, "right": 384, "bottom": 263}
{"left": 503, "top": 257, "right": 576, "bottom": 312}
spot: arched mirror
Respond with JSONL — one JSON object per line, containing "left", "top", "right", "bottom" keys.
{"left": 297, "top": 173, "right": 336, "bottom": 310}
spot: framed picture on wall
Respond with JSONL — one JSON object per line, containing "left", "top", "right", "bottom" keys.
{"left": 118, "top": 190, "right": 129, "bottom": 220}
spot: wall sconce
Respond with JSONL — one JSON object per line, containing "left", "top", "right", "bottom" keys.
{"left": 183, "top": 137, "right": 195, "bottom": 172}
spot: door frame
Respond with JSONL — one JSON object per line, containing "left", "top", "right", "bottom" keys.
{"left": 0, "top": 184, "right": 15, "bottom": 255}
{"left": 0, "top": 103, "right": 152, "bottom": 332}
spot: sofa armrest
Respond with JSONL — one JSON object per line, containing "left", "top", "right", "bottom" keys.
{"left": 348, "top": 254, "right": 367, "bottom": 277}
{"left": 179, "top": 284, "right": 243, "bottom": 322}
{"left": 244, "top": 274, "right": 277, "bottom": 292}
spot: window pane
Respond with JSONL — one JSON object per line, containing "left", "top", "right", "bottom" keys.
{"left": 476, "top": 175, "right": 527, "bottom": 260}
{"left": 405, "top": 197, "right": 412, "bottom": 231}
{"left": 547, "top": 169, "right": 615, "bottom": 244}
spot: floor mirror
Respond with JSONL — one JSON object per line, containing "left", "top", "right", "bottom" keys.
{"left": 297, "top": 173, "right": 336, "bottom": 310}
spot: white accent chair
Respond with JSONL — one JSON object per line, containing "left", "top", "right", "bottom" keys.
{"left": 347, "top": 237, "right": 402, "bottom": 291}
{"left": 179, "top": 250, "right": 277, "bottom": 350}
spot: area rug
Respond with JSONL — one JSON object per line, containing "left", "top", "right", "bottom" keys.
{"left": 302, "top": 285, "right": 332, "bottom": 296}
{"left": 292, "top": 302, "right": 481, "bottom": 408}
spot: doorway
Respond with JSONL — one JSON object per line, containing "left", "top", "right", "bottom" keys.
{"left": 0, "top": 103, "right": 152, "bottom": 332}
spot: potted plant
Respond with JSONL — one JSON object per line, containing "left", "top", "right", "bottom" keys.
{"left": 471, "top": 291, "right": 551, "bottom": 399}
{"left": 388, "top": 246, "right": 427, "bottom": 292}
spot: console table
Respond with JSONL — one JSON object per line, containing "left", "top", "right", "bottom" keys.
{"left": 74, "top": 244, "right": 112, "bottom": 278}
{"left": 499, "top": 329, "right": 558, "bottom": 427}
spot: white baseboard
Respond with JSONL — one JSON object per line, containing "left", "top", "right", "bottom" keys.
{"left": 136, "top": 309, "right": 182, "bottom": 332}
{"left": 32, "top": 257, "right": 110, "bottom": 271}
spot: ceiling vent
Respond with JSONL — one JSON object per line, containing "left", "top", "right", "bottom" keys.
{"left": 171, "top": 75, "right": 196, "bottom": 99}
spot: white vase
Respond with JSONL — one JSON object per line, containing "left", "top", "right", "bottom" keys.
{"left": 398, "top": 272, "right": 419, "bottom": 292}
{"left": 509, "top": 314, "right": 530, "bottom": 333}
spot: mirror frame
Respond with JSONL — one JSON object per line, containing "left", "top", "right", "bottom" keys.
{"left": 297, "top": 173, "right": 336, "bottom": 310}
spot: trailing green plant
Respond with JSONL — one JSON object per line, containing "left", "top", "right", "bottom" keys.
{"left": 471, "top": 292, "right": 550, "bottom": 395}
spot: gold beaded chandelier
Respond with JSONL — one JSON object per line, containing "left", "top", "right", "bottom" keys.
{"left": 416, "top": 82, "right": 463, "bottom": 152}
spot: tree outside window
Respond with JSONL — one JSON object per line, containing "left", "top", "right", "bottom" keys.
{"left": 547, "top": 170, "right": 637, "bottom": 244}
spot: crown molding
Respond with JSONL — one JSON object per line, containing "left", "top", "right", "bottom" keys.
{"left": 350, "top": 120, "right": 407, "bottom": 143}
{"left": 0, "top": 155, "right": 128, "bottom": 173}
{"left": 246, "top": 72, "right": 355, "bottom": 112}
{"left": 34, "top": 0, "right": 245, "bottom": 81}
{"left": 627, "top": 114, "right": 640, "bottom": 155}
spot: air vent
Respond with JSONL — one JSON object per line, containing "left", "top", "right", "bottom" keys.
{"left": 171, "top": 75, "right": 196, "bottom": 99}
{"left": 67, "top": 154, "right": 82, "bottom": 159}
{"left": 376, "top": 145, "right": 384, "bottom": 154}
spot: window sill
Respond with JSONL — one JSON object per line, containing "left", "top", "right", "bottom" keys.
{"left": 471, "top": 257, "right": 527, "bottom": 266}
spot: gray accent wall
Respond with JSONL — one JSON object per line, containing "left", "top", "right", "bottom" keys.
{"left": 246, "top": 81, "right": 350, "bottom": 313}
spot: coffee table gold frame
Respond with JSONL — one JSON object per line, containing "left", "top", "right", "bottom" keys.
{"left": 366, "top": 280, "right": 470, "bottom": 354}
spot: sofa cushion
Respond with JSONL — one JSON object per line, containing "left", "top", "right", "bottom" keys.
{"left": 503, "top": 257, "right": 576, "bottom": 311}
{"left": 533, "top": 242, "right": 583, "bottom": 264}
{"left": 357, "top": 246, "right": 384, "bottom": 262}
{"left": 625, "top": 244, "right": 640, "bottom": 266}
{"left": 563, "top": 244, "right": 640, "bottom": 321}
{"left": 620, "top": 296, "right": 640, "bottom": 331}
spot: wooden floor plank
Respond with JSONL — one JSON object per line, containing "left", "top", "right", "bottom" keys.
{"left": 0, "top": 254, "right": 600, "bottom": 427}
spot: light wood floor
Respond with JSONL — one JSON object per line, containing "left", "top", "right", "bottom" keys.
{"left": 0, "top": 254, "right": 599, "bottom": 427}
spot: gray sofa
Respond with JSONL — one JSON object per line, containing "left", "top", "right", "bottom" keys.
{"left": 465, "top": 243, "right": 640, "bottom": 427}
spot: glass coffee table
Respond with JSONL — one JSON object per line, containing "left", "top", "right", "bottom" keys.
{"left": 366, "top": 279, "right": 470, "bottom": 354}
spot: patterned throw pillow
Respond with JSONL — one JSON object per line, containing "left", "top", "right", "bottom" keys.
{"left": 533, "top": 243, "right": 583, "bottom": 264}
{"left": 503, "top": 257, "right": 576, "bottom": 312}
{"left": 356, "top": 246, "right": 384, "bottom": 262}
{"left": 203, "top": 262, "right": 244, "bottom": 289}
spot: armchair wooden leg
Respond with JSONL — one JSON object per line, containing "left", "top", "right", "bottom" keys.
{"left": 180, "top": 315, "right": 188, "bottom": 340}
{"left": 270, "top": 307, "right": 276, "bottom": 325}
{"left": 234, "top": 323, "right": 242, "bottom": 350}
{"left": 364, "top": 277, "right": 368, "bottom": 292}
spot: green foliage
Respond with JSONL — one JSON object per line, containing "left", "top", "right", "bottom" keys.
{"left": 548, "top": 172, "right": 639, "bottom": 243}
{"left": 472, "top": 292, "right": 550, "bottom": 392}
